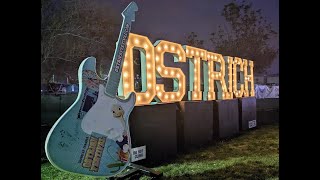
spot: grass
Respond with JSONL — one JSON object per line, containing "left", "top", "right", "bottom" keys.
{"left": 41, "top": 124, "right": 279, "bottom": 179}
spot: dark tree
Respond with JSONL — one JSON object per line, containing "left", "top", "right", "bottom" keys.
{"left": 41, "top": 0, "right": 121, "bottom": 83}
{"left": 185, "top": 32, "right": 204, "bottom": 48}
{"left": 210, "top": 0, "right": 278, "bottom": 74}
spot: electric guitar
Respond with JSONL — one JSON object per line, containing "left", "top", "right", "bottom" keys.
{"left": 45, "top": 1, "right": 138, "bottom": 177}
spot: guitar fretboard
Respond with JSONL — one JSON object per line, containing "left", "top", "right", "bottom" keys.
{"left": 105, "top": 22, "right": 131, "bottom": 98}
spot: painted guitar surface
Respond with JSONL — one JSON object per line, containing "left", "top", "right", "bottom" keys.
{"left": 45, "top": 2, "right": 138, "bottom": 177}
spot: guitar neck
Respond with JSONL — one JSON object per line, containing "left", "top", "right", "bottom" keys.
{"left": 105, "top": 20, "right": 132, "bottom": 98}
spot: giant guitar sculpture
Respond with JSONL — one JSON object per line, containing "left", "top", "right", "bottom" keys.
{"left": 45, "top": 2, "right": 138, "bottom": 177}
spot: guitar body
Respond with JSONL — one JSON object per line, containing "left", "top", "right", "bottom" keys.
{"left": 45, "top": 57, "right": 136, "bottom": 177}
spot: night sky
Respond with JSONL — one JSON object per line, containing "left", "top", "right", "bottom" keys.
{"left": 105, "top": 0, "right": 279, "bottom": 75}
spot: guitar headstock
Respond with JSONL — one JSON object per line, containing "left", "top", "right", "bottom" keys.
{"left": 121, "top": 1, "right": 138, "bottom": 22}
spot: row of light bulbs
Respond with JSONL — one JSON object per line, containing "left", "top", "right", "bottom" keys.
{"left": 119, "top": 33, "right": 255, "bottom": 105}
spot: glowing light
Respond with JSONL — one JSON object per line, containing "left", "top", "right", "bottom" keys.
{"left": 120, "top": 33, "right": 254, "bottom": 105}
{"left": 243, "top": 59, "right": 255, "bottom": 97}
{"left": 185, "top": 46, "right": 207, "bottom": 101}
{"left": 121, "top": 33, "right": 156, "bottom": 105}
{"left": 207, "top": 52, "right": 230, "bottom": 100}
{"left": 233, "top": 57, "right": 244, "bottom": 98}
{"left": 155, "top": 40, "right": 186, "bottom": 103}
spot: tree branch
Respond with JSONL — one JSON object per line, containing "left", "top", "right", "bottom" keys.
{"left": 42, "top": 57, "right": 77, "bottom": 64}
{"left": 52, "top": 32, "right": 104, "bottom": 45}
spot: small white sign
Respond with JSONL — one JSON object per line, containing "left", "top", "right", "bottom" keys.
{"left": 248, "top": 120, "right": 257, "bottom": 128}
{"left": 131, "top": 145, "right": 146, "bottom": 162}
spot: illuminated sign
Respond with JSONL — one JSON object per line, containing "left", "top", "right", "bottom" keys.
{"left": 119, "top": 33, "right": 255, "bottom": 105}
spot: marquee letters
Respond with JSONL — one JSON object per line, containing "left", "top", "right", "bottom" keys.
{"left": 118, "top": 33, "right": 254, "bottom": 105}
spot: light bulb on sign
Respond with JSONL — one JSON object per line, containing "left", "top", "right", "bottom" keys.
{"left": 121, "top": 33, "right": 156, "bottom": 105}
{"left": 154, "top": 40, "right": 186, "bottom": 103}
